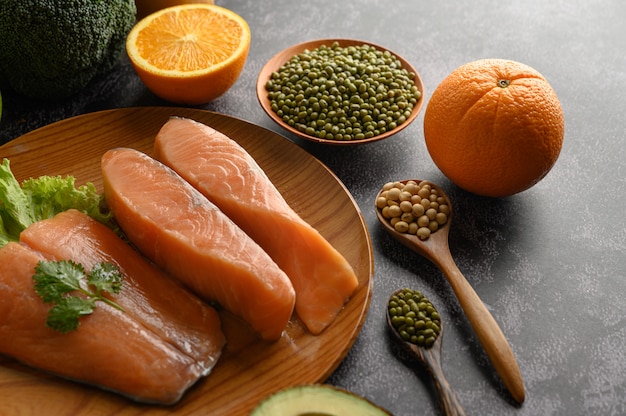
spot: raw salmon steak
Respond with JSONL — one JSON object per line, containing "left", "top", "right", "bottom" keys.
{"left": 154, "top": 117, "right": 359, "bottom": 335}
{"left": 1, "top": 210, "right": 226, "bottom": 405}
{"left": 101, "top": 148, "right": 296, "bottom": 342}
{"left": 20, "top": 209, "right": 226, "bottom": 375}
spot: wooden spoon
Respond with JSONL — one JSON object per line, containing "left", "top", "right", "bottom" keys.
{"left": 376, "top": 180, "right": 525, "bottom": 403}
{"left": 387, "top": 289, "right": 466, "bottom": 416}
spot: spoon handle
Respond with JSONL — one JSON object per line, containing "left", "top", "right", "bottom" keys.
{"left": 423, "top": 348, "right": 467, "bottom": 416}
{"left": 435, "top": 250, "right": 525, "bottom": 403}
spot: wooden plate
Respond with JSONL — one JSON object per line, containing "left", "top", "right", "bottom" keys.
{"left": 256, "top": 38, "right": 424, "bottom": 145}
{"left": 0, "top": 107, "right": 374, "bottom": 415}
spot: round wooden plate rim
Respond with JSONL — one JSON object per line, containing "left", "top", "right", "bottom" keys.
{"left": 0, "top": 107, "right": 374, "bottom": 415}
{"left": 256, "top": 38, "right": 425, "bottom": 145}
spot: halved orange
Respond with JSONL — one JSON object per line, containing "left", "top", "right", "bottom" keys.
{"left": 126, "top": 4, "right": 250, "bottom": 104}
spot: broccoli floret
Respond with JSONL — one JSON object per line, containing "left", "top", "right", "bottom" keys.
{"left": 0, "top": 0, "right": 136, "bottom": 100}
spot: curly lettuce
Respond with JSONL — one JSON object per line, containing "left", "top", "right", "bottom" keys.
{"left": 0, "top": 158, "right": 114, "bottom": 248}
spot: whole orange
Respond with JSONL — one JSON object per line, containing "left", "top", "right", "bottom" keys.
{"left": 423, "top": 59, "right": 564, "bottom": 197}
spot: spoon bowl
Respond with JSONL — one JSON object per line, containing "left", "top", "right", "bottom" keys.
{"left": 376, "top": 180, "right": 526, "bottom": 403}
{"left": 387, "top": 289, "right": 466, "bottom": 416}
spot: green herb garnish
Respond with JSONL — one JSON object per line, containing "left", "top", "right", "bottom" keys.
{"left": 33, "top": 260, "right": 125, "bottom": 333}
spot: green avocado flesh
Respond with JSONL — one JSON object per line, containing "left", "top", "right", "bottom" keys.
{"left": 250, "top": 385, "right": 391, "bottom": 416}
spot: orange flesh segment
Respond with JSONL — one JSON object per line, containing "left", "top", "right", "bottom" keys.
{"left": 0, "top": 242, "right": 213, "bottom": 405}
{"left": 101, "top": 148, "right": 295, "bottom": 342}
{"left": 135, "top": 7, "right": 246, "bottom": 72}
{"left": 154, "top": 117, "right": 359, "bottom": 335}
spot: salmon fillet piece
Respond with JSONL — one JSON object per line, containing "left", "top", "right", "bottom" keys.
{"left": 154, "top": 117, "right": 359, "bottom": 335}
{"left": 0, "top": 241, "right": 222, "bottom": 405}
{"left": 101, "top": 148, "right": 296, "bottom": 341}
{"left": 20, "top": 209, "right": 226, "bottom": 374}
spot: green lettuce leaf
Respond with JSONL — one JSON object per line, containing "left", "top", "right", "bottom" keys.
{"left": 0, "top": 158, "right": 34, "bottom": 239}
{"left": 0, "top": 158, "right": 114, "bottom": 248}
{"left": 0, "top": 215, "right": 9, "bottom": 247}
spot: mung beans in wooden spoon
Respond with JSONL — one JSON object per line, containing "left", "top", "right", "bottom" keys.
{"left": 387, "top": 288, "right": 466, "bottom": 416}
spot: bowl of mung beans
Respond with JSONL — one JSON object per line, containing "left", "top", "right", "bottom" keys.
{"left": 256, "top": 39, "right": 424, "bottom": 145}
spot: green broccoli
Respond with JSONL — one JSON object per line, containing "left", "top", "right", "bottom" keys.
{"left": 0, "top": 0, "right": 136, "bottom": 100}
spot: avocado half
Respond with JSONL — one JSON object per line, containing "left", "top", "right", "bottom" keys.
{"left": 250, "top": 384, "right": 392, "bottom": 416}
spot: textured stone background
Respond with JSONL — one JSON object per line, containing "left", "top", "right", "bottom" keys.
{"left": 1, "top": 1, "right": 625, "bottom": 415}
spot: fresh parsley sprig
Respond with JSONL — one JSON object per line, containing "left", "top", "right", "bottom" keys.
{"left": 33, "top": 260, "right": 125, "bottom": 333}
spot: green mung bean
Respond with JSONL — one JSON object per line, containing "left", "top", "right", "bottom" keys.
{"left": 265, "top": 42, "right": 421, "bottom": 141}
{"left": 388, "top": 288, "right": 441, "bottom": 348}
